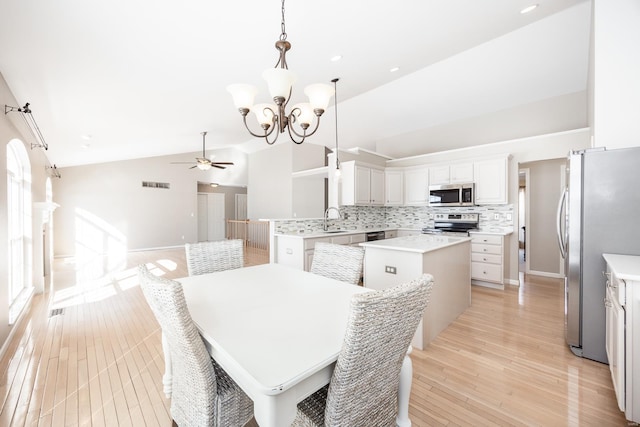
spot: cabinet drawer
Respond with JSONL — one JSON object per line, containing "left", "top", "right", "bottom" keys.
{"left": 304, "top": 237, "right": 332, "bottom": 250}
{"left": 471, "top": 243, "right": 501, "bottom": 255}
{"left": 471, "top": 262, "right": 502, "bottom": 283}
{"left": 350, "top": 234, "right": 366, "bottom": 244}
{"left": 471, "top": 234, "right": 502, "bottom": 245}
{"left": 471, "top": 253, "right": 501, "bottom": 264}
{"left": 331, "top": 235, "right": 351, "bottom": 245}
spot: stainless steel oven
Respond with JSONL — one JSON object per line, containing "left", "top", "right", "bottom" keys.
{"left": 429, "top": 183, "right": 475, "bottom": 207}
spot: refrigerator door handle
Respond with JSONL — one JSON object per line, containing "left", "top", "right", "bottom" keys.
{"left": 556, "top": 187, "right": 568, "bottom": 259}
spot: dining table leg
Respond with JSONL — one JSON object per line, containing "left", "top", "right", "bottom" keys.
{"left": 162, "top": 332, "right": 173, "bottom": 398}
{"left": 396, "top": 346, "right": 413, "bottom": 427}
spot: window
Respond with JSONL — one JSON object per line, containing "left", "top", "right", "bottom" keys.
{"left": 6, "top": 139, "right": 32, "bottom": 323}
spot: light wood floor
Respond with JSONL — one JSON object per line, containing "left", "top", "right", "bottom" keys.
{"left": 0, "top": 248, "right": 628, "bottom": 426}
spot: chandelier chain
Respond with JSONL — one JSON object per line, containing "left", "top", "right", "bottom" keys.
{"left": 279, "top": 0, "right": 287, "bottom": 41}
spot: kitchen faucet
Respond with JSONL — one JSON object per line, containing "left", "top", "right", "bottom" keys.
{"left": 323, "top": 207, "right": 342, "bottom": 231}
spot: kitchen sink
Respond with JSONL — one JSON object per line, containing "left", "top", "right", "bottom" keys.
{"left": 321, "top": 230, "right": 346, "bottom": 234}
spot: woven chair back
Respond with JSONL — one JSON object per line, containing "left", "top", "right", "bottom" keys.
{"left": 310, "top": 242, "right": 365, "bottom": 286}
{"left": 185, "top": 239, "right": 244, "bottom": 276}
{"left": 324, "top": 274, "right": 434, "bottom": 426}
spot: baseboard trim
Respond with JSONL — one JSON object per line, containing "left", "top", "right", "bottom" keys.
{"left": 528, "top": 270, "right": 564, "bottom": 279}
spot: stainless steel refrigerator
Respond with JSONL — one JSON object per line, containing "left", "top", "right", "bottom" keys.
{"left": 557, "top": 147, "right": 640, "bottom": 363}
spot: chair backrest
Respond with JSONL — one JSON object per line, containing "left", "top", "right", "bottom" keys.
{"left": 324, "top": 274, "right": 434, "bottom": 426}
{"left": 185, "top": 239, "right": 244, "bottom": 276}
{"left": 310, "top": 242, "right": 365, "bottom": 286}
{"left": 138, "top": 265, "right": 218, "bottom": 426}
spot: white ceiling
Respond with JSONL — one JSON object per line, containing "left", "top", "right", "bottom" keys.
{"left": 0, "top": 0, "right": 591, "bottom": 167}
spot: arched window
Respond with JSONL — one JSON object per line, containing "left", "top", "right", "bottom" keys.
{"left": 7, "top": 139, "right": 32, "bottom": 323}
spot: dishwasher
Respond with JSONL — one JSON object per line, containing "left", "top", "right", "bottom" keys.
{"left": 365, "top": 231, "right": 385, "bottom": 241}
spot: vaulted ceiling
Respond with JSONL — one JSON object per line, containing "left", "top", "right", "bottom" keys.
{"left": 0, "top": 0, "right": 591, "bottom": 167}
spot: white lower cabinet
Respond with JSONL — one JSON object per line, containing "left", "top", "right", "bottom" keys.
{"left": 276, "top": 233, "right": 369, "bottom": 271}
{"left": 603, "top": 254, "right": 640, "bottom": 424}
{"left": 470, "top": 233, "right": 505, "bottom": 288}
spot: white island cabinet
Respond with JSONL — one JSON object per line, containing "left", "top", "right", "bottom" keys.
{"left": 603, "top": 253, "right": 640, "bottom": 424}
{"left": 360, "top": 235, "right": 471, "bottom": 350}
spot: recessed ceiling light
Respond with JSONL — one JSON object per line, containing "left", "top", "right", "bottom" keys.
{"left": 330, "top": 55, "right": 342, "bottom": 62}
{"left": 520, "top": 4, "right": 538, "bottom": 14}
{"left": 210, "top": 183, "right": 219, "bottom": 187}
{"left": 390, "top": 66, "right": 400, "bottom": 73}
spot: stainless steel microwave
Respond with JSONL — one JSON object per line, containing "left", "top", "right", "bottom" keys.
{"left": 429, "top": 183, "right": 475, "bottom": 206}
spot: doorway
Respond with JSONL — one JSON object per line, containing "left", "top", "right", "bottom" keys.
{"left": 197, "top": 193, "right": 226, "bottom": 242}
{"left": 518, "top": 168, "right": 530, "bottom": 281}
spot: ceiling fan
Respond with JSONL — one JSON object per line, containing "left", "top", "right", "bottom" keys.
{"left": 171, "top": 132, "right": 234, "bottom": 170}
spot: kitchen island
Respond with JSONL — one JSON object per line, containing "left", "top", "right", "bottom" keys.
{"left": 360, "top": 234, "right": 471, "bottom": 350}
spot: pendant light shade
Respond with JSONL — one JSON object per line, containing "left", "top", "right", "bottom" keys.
{"left": 262, "top": 68, "right": 296, "bottom": 101}
{"left": 252, "top": 103, "right": 277, "bottom": 126}
{"left": 227, "top": 84, "right": 257, "bottom": 110}
{"left": 292, "top": 103, "right": 314, "bottom": 126}
{"left": 304, "top": 84, "right": 335, "bottom": 111}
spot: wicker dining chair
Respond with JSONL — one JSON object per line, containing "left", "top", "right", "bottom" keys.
{"left": 138, "top": 265, "right": 253, "bottom": 427}
{"left": 185, "top": 239, "right": 244, "bottom": 276}
{"left": 292, "top": 274, "right": 434, "bottom": 427}
{"left": 310, "top": 242, "right": 365, "bottom": 286}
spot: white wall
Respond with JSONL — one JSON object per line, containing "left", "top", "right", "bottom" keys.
{"left": 54, "top": 148, "right": 248, "bottom": 256}
{"left": 590, "top": 0, "right": 640, "bottom": 149}
{"left": 248, "top": 142, "right": 327, "bottom": 219}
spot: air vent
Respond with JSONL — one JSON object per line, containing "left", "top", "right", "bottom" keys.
{"left": 49, "top": 308, "right": 64, "bottom": 317}
{"left": 142, "top": 181, "right": 170, "bottom": 189}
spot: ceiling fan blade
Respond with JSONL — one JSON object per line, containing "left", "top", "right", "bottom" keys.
{"left": 189, "top": 165, "right": 198, "bottom": 169}
{"left": 170, "top": 162, "right": 197, "bottom": 164}
{"left": 211, "top": 164, "right": 227, "bottom": 169}
{"left": 211, "top": 162, "right": 234, "bottom": 165}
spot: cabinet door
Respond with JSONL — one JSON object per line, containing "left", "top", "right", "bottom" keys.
{"left": 354, "top": 166, "right": 371, "bottom": 205}
{"left": 474, "top": 157, "right": 508, "bottom": 204}
{"left": 385, "top": 171, "right": 404, "bottom": 206}
{"left": 370, "top": 168, "right": 385, "bottom": 205}
{"left": 605, "top": 288, "right": 626, "bottom": 412}
{"left": 404, "top": 168, "right": 429, "bottom": 205}
{"left": 429, "top": 165, "right": 450, "bottom": 185}
{"left": 450, "top": 163, "right": 474, "bottom": 183}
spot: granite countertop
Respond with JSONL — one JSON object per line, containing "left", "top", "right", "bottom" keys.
{"left": 603, "top": 253, "right": 640, "bottom": 282}
{"left": 275, "top": 227, "right": 395, "bottom": 239}
{"left": 469, "top": 228, "right": 514, "bottom": 236}
{"left": 359, "top": 234, "right": 472, "bottom": 254}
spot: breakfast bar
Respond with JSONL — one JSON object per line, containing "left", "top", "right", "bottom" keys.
{"left": 360, "top": 234, "right": 472, "bottom": 349}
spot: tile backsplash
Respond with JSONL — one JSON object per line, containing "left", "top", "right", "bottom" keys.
{"left": 274, "top": 204, "right": 514, "bottom": 234}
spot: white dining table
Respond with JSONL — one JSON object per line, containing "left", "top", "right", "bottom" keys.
{"left": 162, "top": 263, "right": 414, "bottom": 427}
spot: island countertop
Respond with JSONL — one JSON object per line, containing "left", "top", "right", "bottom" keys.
{"left": 359, "top": 234, "right": 471, "bottom": 254}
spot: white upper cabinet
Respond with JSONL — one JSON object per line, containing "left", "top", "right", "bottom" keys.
{"left": 429, "top": 163, "right": 474, "bottom": 185}
{"left": 385, "top": 170, "right": 404, "bottom": 206}
{"left": 474, "top": 156, "right": 509, "bottom": 204}
{"left": 404, "top": 167, "right": 429, "bottom": 205}
{"left": 429, "top": 165, "right": 450, "bottom": 185}
{"left": 450, "top": 163, "right": 474, "bottom": 183}
{"left": 370, "top": 168, "right": 385, "bottom": 205}
{"left": 340, "top": 161, "right": 385, "bottom": 206}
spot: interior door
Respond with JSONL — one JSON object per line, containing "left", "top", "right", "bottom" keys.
{"left": 235, "top": 194, "right": 247, "bottom": 220}
{"left": 197, "top": 194, "right": 208, "bottom": 242}
{"left": 208, "top": 193, "right": 226, "bottom": 241}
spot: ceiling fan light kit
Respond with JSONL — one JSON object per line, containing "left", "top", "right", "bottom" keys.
{"left": 226, "top": 0, "right": 334, "bottom": 145}
{"left": 171, "top": 132, "right": 234, "bottom": 170}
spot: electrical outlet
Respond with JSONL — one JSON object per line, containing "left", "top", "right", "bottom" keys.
{"left": 506, "top": 213, "right": 512, "bottom": 221}
{"left": 494, "top": 213, "right": 500, "bottom": 220}
{"left": 385, "top": 266, "right": 397, "bottom": 274}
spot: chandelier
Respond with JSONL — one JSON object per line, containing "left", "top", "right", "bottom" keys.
{"left": 226, "top": 0, "right": 334, "bottom": 145}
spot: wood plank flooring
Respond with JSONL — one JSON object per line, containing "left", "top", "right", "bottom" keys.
{"left": 0, "top": 248, "right": 628, "bottom": 426}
